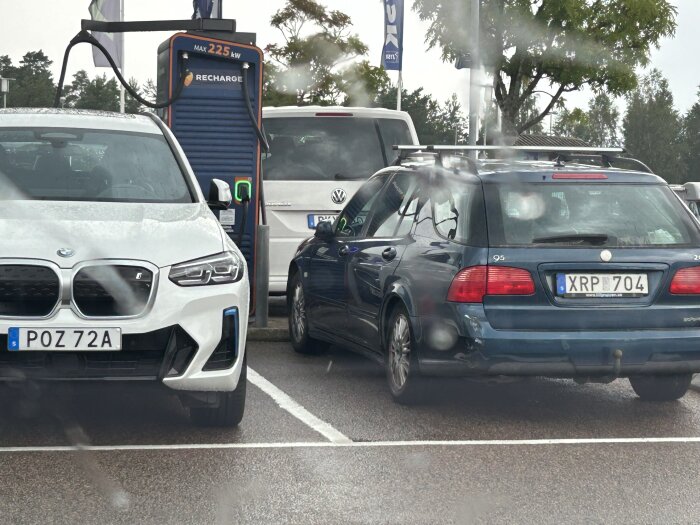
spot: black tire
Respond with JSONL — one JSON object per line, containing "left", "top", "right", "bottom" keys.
{"left": 288, "top": 271, "right": 328, "bottom": 355}
{"left": 190, "top": 356, "right": 246, "bottom": 427}
{"left": 629, "top": 373, "right": 692, "bottom": 402}
{"left": 385, "top": 305, "right": 423, "bottom": 404}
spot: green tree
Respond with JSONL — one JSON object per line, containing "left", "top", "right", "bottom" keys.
{"left": 554, "top": 92, "right": 620, "bottom": 146}
{"left": 0, "top": 51, "right": 55, "bottom": 108}
{"left": 682, "top": 89, "right": 700, "bottom": 181}
{"left": 124, "top": 77, "right": 144, "bottom": 114}
{"left": 413, "top": 0, "right": 677, "bottom": 136}
{"left": 377, "top": 87, "right": 468, "bottom": 144}
{"left": 65, "top": 70, "right": 119, "bottom": 112}
{"left": 553, "top": 106, "right": 590, "bottom": 139}
{"left": 623, "top": 69, "right": 685, "bottom": 183}
{"left": 516, "top": 95, "right": 544, "bottom": 135}
{"left": 264, "top": 0, "right": 388, "bottom": 106}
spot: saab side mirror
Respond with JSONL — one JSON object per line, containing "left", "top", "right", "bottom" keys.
{"left": 314, "top": 220, "right": 334, "bottom": 240}
{"left": 208, "top": 179, "right": 232, "bottom": 210}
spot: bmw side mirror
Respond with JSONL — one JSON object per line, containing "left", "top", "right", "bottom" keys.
{"left": 315, "top": 220, "right": 334, "bottom": 240}
{"left": 208, "top": 179, "right": 232, "bottom": 210}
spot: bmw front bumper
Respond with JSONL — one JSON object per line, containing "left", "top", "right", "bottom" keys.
{"left": 0, "top": 271, "right": 250, "bottom": 392}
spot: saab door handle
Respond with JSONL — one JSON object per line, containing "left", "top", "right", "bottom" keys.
{"left": 382, "top": 247, "right": 397, "bottom": 261}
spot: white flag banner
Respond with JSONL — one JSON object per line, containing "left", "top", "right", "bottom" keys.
{"left": 88, "top": 0, "right": 123, "bottom": 69}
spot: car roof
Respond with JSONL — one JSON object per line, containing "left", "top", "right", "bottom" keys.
{"left": 396, "top": 160, "right": 667, "bottom": 185}
{"left": 0, "top": 108, "right": 163, "bottom": 135}
{"left": 263, "top": 105, "right": 412, "bottom": 120}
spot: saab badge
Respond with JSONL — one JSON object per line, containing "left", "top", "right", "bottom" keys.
{"left": 600, "top": 250, "right": 612, "bottom": 262}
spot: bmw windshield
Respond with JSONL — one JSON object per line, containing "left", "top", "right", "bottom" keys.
{"left": 0, "top": 128, "right": 193, "bottom": 203}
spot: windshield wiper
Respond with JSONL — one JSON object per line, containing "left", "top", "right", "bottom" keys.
{"left": 334, "top": 173, "right": 366, "bottom": 180}
{"left": 532, "top": 233, "right": 609, "bottom": 245}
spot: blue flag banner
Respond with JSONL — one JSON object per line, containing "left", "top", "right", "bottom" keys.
{"left": 381, "top": 0, "right": 404, "bottom": 71}
{"left": 193, "top": 0, "right": 222, "bottom": 19}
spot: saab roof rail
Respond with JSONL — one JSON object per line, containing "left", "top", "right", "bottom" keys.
{"left": 392, "top": 145, "right": 654, "bottom": 175}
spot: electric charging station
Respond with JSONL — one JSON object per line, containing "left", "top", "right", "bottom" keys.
{"left": 156, "top": 31, "right": 264, "bottom": 308}
{"left": 54, "top": 18, "right": 269, "bottom": 317}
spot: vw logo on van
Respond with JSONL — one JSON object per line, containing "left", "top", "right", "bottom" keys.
{"left": 331, "top": 188, "right": 347, "bottom": 205}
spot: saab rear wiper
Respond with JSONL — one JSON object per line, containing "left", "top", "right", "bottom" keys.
{"left": 334, "top": 173, "right": 366, "bottom": 180}
{"left": 532, "top": 233, "right": 609, "bottom": 245}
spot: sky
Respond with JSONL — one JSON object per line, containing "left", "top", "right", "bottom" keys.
{"left": 0, "top": 0, "right": 698, "bottom": 115}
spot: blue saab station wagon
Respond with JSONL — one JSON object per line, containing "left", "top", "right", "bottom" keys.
{"left": 287, "top": 146, "right": 700, "bottom": 403}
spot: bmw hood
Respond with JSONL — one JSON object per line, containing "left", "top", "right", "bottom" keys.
{"left": 0, "top": 201, "right": 226, "bottom": 268}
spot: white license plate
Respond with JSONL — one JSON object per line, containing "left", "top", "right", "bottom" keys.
{"left": 557, "top": 273, "right": 649, "bottom": 298}
{"left": 7, "top": 328, "right": 122, "bottom": 351}
{"left": 307, "top": 214, "right": 338, "bottom": 229}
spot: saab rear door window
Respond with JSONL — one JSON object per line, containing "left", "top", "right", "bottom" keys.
{"left": 336, "top": 176, "right": 388, "bottom": 238}
{"left": 365, "top": 173, "right": 419, "bottom": 238}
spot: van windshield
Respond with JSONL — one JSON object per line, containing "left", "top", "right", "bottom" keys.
{"left": 0, "top": 128, "right": 193, "bottom": 203}
{"left": 262, "top": 116, "right": 412, "bottom": 181}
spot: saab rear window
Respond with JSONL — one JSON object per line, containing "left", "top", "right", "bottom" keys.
{"left": 485, "top": 183, "right": 700, "bottom": 247}
{"left": 262, "top": 117, "right": 411, "bottom": 181}
{"left": 0, "top": 128, "right": 193, "bottom": 203}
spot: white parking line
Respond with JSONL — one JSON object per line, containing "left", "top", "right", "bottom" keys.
{"left": 2, "top": 437, "right": 700, "bottom": 453}
{"left": 247, "top": 367, "right": 352, "bottom": 444}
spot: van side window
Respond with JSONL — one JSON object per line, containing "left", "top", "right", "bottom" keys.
{"left": 376, "top": 119, "right": 413, "bottom": 165}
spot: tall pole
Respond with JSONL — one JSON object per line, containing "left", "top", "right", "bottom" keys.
{"left": 119, "top": 0, "right": 125, "bottom": 113}
{"left": 468, "top": 0, "right": 480, "bottom": 157}
{"left": 397, "top": 71, "right": 402, "bottom": 111}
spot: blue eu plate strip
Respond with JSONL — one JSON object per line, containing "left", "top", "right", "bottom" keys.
{"left": 556, "top": 274, "right": 567, "bottom": 295}
{"left": 8, "top": 327, "right": 19, "bottom": 351}
{"left": 307, "top": 214, "right": 315, "bottom": 229}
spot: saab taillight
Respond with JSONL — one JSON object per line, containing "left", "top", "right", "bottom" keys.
{"left": 670, "top": 267, "right": 700, "bottom": 295}
{"left": 447, "top": 266, "right": 535, "bottom": 302}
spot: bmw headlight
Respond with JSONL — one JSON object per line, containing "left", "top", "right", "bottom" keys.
{"left": 169, "top": 252, "right": 244, "bottom": 286}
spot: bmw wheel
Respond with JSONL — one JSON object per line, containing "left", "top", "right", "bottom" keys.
{"left": 288, "top": 272, "right": 328, "bottom": 355}
{"left": 629, "top": 374, "right": 692, "bottom": 402}
{"left": 385, "top": 306, "right": 423, "bottom": 403}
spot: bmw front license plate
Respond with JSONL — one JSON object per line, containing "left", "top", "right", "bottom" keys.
{"left": 557, "top": 273, "right": 648, "bottom": 298}
{"left": 307, "top": 214, "right": 338, "bottom": 229}
{"left": 7, "top": 328, "right": 122, "bottom": 351}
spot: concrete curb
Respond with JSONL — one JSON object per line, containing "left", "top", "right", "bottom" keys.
{"left": 247, "top": 327, "right": 289, "bottom": 342}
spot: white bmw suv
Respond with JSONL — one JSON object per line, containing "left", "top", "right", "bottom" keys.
{"left": 0, "top": 109, "right": 248, "bottom": 426}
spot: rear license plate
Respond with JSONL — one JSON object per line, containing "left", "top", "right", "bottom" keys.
{"left": 307, "top": 214, "right": 338, "bottom": 229}
{"left": 7, "top": 328, "right": 122, "bottom": 351}
{"left": 556, "top": 273, "right": 649, "bottom": 298}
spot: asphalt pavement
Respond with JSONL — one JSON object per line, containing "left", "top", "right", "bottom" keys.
{"left": 2, "top": 321, "right": 700, "bottom": 523}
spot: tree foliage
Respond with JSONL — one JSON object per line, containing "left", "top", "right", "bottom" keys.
{"left": 377, "top": 87, "right": 468, "bottom": 144}
{"left": 623, "top": 69, "right": 685, "bottom": 183}
{"left": 682, "top": 89, "right": 700, "bottom": 182}
{"left": 554, "top": 92, "right": 620, "bottom": 146}
{"left": 413, "top": 0, "right": 677, "bottom": 136}
{"left": 0, "top": 51, "right": 55, "bottom": 108}
{"left": 264, "top": 0, "right": 388, "bottom": 106}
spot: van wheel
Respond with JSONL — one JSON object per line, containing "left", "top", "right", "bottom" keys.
{"left": 288, "top": 272, "right": 328, "bottom": 355}
{"left": 190, "top": 357, "right": 246, "bottom": 427}
{"left": 385, "top": 306, "right": 423, "bottom": 404}
{"left": 629, "top": 374, "right": 691, "bottom": 402}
